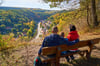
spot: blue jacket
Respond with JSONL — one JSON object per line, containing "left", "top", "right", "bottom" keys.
{"left": 38, "top": 34, "right": 79, "bottom": 55}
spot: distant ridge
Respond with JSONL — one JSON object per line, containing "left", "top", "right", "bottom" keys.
{"left": 0, "top": 6, "right": 56, "bottom": 11}
{"left": 0, "top": 6, "right": 24, "bottom": 10}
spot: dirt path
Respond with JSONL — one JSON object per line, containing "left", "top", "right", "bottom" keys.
{"left": 0, "top": 44, "right": 41, "bottom": 66}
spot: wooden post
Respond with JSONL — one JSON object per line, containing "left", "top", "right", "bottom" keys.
{"left": 50, "top": 61, "right": 56, "bottom": 66}
{"left": 86, "top": 40, "right": 94, "bottom": 59}
{"left": 55, "top": 47, "right": 61, "bottom": 66}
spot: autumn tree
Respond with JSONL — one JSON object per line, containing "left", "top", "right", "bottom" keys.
{"left": 27, "top": 29, "right": 33, "bottom": 38}
{"left": 43, "top": 0, "right": 99, "bottom": 27}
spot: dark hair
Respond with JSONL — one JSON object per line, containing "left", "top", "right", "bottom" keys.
{"left": 52, "top": 26, "right": 58, "bottom": 33}
{"left": 70, "top": 25, "right": 76, "bottom": 31}
{"left": 60, "top": 32, "right": 64, "bottom": 37}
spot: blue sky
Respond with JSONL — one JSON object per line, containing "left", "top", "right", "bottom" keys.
{"left": 0, "top": 0, "right": 79, "bottom": 10}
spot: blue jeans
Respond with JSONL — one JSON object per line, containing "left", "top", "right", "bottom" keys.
{"left": 61, "top": 51, "right": 70, "bottom": 62}
{"left": 61, "top": 50, "right": 80, "bottom": 62}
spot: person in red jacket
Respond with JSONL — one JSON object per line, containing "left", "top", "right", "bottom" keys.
{"left": 67, "top": 24, "right": 79, "bottom": 61}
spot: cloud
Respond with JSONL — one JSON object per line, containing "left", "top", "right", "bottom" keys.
{"left": 0, "top": 0, "right": 64, "bottom": 10}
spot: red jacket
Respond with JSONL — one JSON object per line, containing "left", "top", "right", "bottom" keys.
{"left": 67, "top": 31, "right": 79, "bottom": 51}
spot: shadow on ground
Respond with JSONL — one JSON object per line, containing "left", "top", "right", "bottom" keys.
{"left": 60, "top": 57, "right": 100, "bottom": 66}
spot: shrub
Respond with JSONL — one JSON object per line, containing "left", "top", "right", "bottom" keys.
{"left": 0, "top": 35, "right": 7, "bottom": 48}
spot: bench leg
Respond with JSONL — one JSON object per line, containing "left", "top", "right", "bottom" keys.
{"left": 55, "top": 47, "right": 61, "bottom": 66}
{"left": 86, "top": 52, "right": 89, "bottom": 59}
{"left": 86, "top": 41, "right": 94, "bottom": 59}
{"left": 50, "top": 61, "right": 56, "bottom": 66}
{"left": 55, "top": 59, "right": 60, "bottom": 66}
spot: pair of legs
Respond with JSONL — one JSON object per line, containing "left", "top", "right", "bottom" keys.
{"left": 65, "top": 50, "right": 80, "bottom": 62}
{"left": 61, "top": 51, "right": 74, "bottom": 62}
{"left": 66, "top": 55, "right": 74, "bottom": 62}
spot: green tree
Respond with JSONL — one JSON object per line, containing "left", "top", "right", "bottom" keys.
{"left": 0, "top": 24, "right": 6, "bottom": 30}
{"left": 0, "top": 34, "right": 7, "bottom": 47}
{"left": 23, "top": 28, "right": 28, "bottom": 33}
{"left": 0, "top": 24, "right": 6, "bottom": 34}
{"left": 11, "top": 28, "right": 17, "bottom": 37}
{"left": 27, "top": 29, "right": 32, "bottom": 38}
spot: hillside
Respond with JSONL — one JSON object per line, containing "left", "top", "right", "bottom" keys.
{"left": 46, "top": 7, "right": 100, "bottom": 36}
{"left": 0, "top": 7, "right": 58, "bottom": 22}
{"left": 0, "top": 1, "right": 100, "bottom": 66}
{"left": 0, "top": 7, "right": 58, "bottom": 36}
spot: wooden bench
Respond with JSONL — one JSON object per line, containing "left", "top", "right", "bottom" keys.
{"left": 40, "top": 38, "right": 100, "bottom": 66}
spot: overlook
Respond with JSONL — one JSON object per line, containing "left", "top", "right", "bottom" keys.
{"left": 0, "top": 0, "right": 100, "bottom": 66}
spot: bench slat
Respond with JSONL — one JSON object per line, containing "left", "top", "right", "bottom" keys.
{"left": 42, "top": 46, "right": 57, "bottom": 55}
{"left": 42, "top": 40, "right": 89, "bottom": 55}
{"left": 40, "top": 55, "right": 56, "bottom": 62}
{"left": 41, "top": 50, "right": 88, "bottom": 62}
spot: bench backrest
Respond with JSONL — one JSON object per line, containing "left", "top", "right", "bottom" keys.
{"left": 42, "top": 38, "right": 100, "bottom": 55}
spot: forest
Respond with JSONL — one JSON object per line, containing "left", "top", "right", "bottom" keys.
{"left": 0, "top": 7, "right": 57, "bottom": 37}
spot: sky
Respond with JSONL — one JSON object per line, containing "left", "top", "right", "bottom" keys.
{"left": 0, "top": 0, "right": 79, "bottom": 10}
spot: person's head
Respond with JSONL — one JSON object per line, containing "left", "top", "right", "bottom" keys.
{"left": 69, "top": 24, "right": 76, "bottom": 32}
{"left": 60, "top": 32, "right": 65, "bottom": 37}
{"left": 52, "top": 26, "right": 58, "bottom": 34}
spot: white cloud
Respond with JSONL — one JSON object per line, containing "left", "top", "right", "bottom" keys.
{"left": 0, "top": 0, "right": 79, "bottom": 10}
{"left": 1, "top": 0, "right": 53, "bottom": 9}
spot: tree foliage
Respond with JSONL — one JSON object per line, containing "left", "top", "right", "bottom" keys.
{"left": 0, "top": 7, "right": 57, "bottom": 37}
{"left": 47, "top": 0, "right": 100, "bottom": 32}
{"left": 43, "top": 0, "right": 70, "bottom": 8}
{"left": 43, "top": 0, "right": 99, "bottom": 27}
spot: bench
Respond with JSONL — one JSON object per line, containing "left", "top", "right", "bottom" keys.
{"left": 40, "top": 38, "right": 100, "bottom": 66}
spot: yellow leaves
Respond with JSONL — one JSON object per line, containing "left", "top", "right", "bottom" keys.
{"left": 53, "top": 13, "right": 60, "bottom": 19}
{"left": 54, "top": 19, "right": 59, "bottom": 24}
{"left": 23, "top": 20, "right": 35, "bottom": 27}
{"left": 59, "top": 18, "right": 63, "bottom": 23}
{"left": 57, "top": 19, "right": 68, "bottom": 31}
{"left": 31, "top": 21, "right": 33, "bottom": 25}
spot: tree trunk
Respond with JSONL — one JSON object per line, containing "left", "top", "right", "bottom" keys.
{"left": 91, "top": 0, "right": 98, "bottom": 27}
{"left": 86, "top": 1, "right": 90, "bottom": 26}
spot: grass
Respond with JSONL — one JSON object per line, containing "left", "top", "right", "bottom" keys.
{"left": 0, "top": 35, "right": 42, "bottom": 66}
{"left": 0, "top": 32, "right": 40, "bottom": 50}
{"left": 0, "top": 39, "right": 29, "bottom": 51}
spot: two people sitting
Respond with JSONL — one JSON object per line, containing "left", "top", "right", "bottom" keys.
{"left": 34, "top": 25, "right": 79, "bottom": 66}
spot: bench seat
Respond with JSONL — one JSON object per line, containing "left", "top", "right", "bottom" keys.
{"left": 40, "top": 50, "right": 88, "bottom": 62}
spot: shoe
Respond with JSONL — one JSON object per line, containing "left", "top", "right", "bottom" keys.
{"left": 67, "top": 59, "right": 70, "bottom": 62}
{"left": 71, "top": 56, "right": 74, "bottom": 60}
{"left": 65, "top": 57, "right": 70, "bottom": 62}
